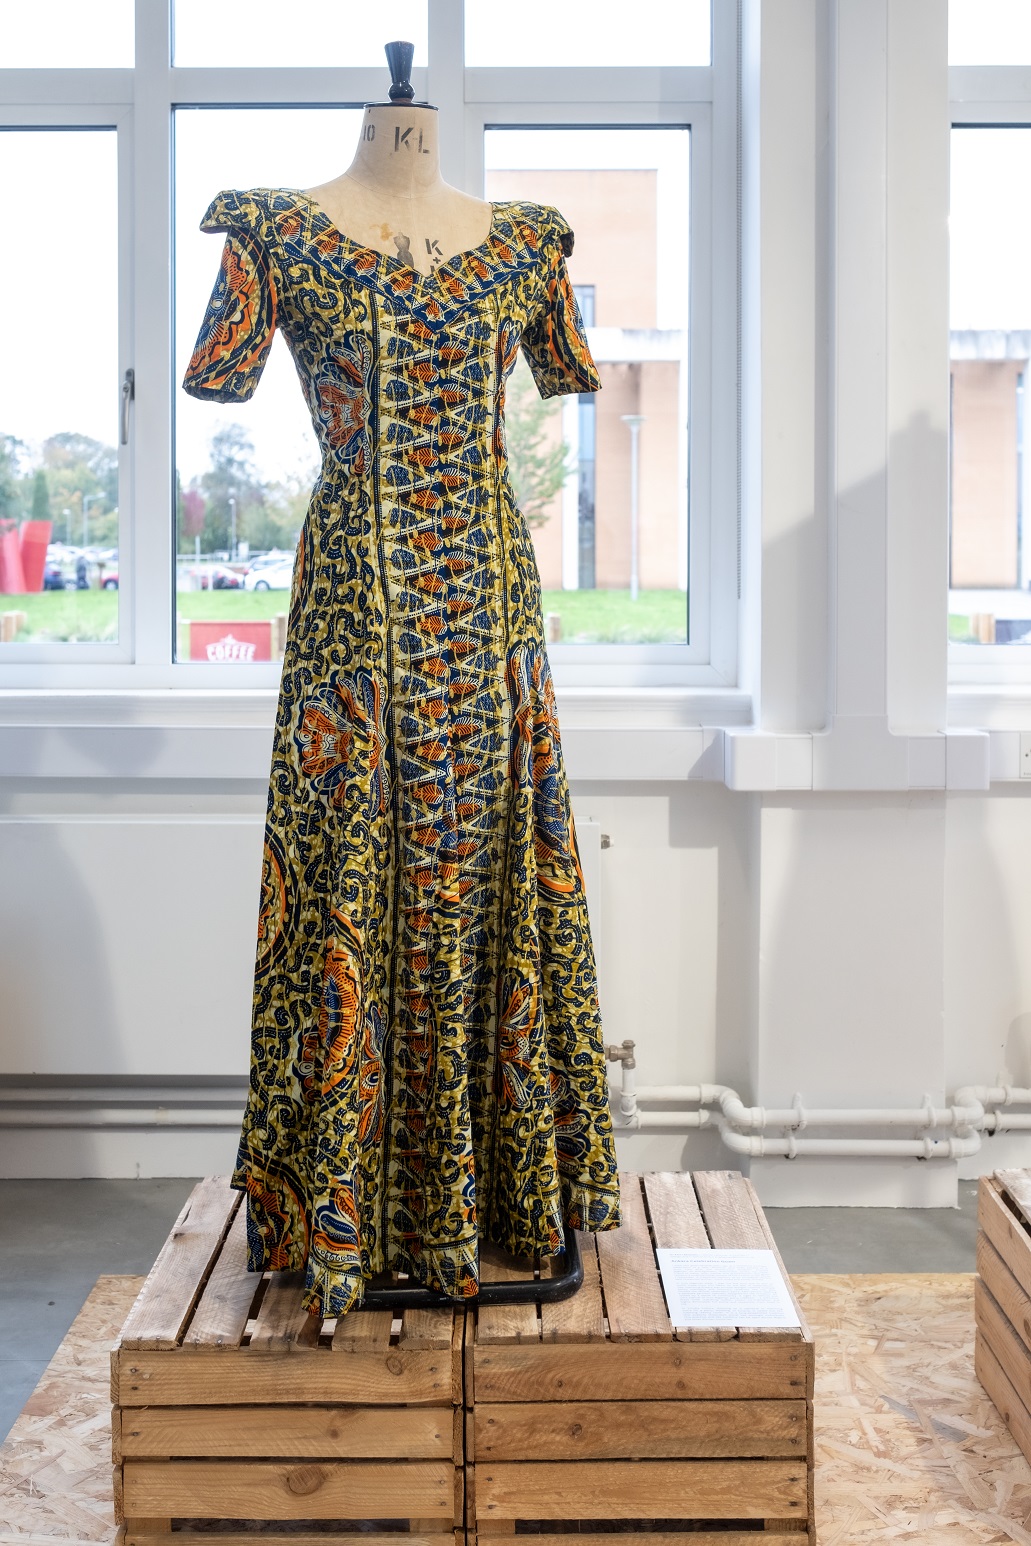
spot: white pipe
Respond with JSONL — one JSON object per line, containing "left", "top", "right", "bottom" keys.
{"left": 0, "top": 1106, "right": 243, "bottom": 1127}
{"left": 717, "top": 1126, "right": 983, "bottom": 1160}
{"left": 612, "top": 1068, "right": 1031, "bottom": 1159}
{"left": 622, "top": 1108, "right": 715, "bottom": 1130}
{"left": 633, "top": 1084, "right": 982, "bottom": 1131}
{"left": 984, "top": 1112, "right": 1031, "bottom": 1132}
{"left": 619, "top": 1058, "right": 637, "bottom": 1119}
{"left": 957, "top": 1084, "right": 1031, "bottom": 1108}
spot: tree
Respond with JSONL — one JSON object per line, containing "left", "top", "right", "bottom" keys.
{"left": 31, "top": 468, "right": 51, "bottom": 523}
{"left": 41, "top": 432, "right": 119, "bottom": 547}
{"left": 0, "top": 436, "right": 27, "bottom": 522}
{"left": 196, "top": 424, "right": 267, "bottom": 554}
{"left": 503, "top": 355, "right": 573, "bottom": 528}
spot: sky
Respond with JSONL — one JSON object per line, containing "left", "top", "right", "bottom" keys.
{"left": 0, "top": 0, "right": 710, "bottom": 70}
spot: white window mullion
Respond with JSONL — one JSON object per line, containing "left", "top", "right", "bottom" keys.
{"left": 707, "top": 0, "right": 740, "bottom": 681}
{"left": 427, "top": 0, "right": 466, "bottom": 189}
{"left": 168, "top": 67, "right": 401, "bottom": 107}
{"left": 131, "top": 0, "right": 174, "bottom": 668}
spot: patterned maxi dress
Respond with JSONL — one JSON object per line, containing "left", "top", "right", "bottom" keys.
{"left": 182, "top": 186, "right": 621, "bottom": 1317}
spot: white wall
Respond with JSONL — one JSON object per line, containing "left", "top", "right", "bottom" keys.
{"left": 7, "top": 0, "right": 1031, "bottom": 1203}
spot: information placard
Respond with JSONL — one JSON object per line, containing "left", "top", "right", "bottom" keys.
{"left": 655, "top": 1247, "right": 801, "bottom": 1329}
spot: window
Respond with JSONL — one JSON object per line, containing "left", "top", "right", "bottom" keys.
{"left": 173, "top": 2, "right": 427, "bottom": 68}
{"left": 0, "top": 1, "right": 736, "bottom": 690}
{"left": 464, "top": 0, "right": 710, "bottom": 68}
{"left": 1, "top": 1, "right": 133, "bottom": 68}
{"left": 485, "top": 126, "right": 691, "bottom": 645}
{"left": 174, "top": 107, "right": 360, "bottom": 664}
{"left": 0, "top": 123, "right": 127, "bottom": 657}
{"left": 949, "top": 27, "right": 1031, "bottom": 678}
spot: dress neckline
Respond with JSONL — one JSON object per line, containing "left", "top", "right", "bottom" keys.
{"left": 289, "top": 189, "right": 500, "bottom": 281}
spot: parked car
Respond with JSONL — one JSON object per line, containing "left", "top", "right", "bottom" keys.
{"left": 245, "top": 548, "right": 293, "bottom": 575}
{"left": 244, "top": 560, "right": 294, "bottom": 591}
{"left": 43, "top": 562, "right": 66, "bottom": 591}
{"left": 211, "top": 564, "right": 244, "bottom": 590}
{"left": 101, "top": 570, "right": 118, "bottom": 590}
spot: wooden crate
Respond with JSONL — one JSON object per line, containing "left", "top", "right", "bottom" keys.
{"left": 975, "top": 1167, "right": 1031, "bottom": 1464}
{"left": 464, "top": 1170, "right": 814, "bottom": 1546}
{"left": 110, "top": 1176, "right": 464, "bottom": 1546}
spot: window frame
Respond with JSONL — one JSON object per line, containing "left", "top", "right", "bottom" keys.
{"left": 0, "top": 0, "right": 739, "bottom": 694}
{"left": 949, "top": 66, "right": 1031, "bottom": 685}
{"left": 0, "top": 100, "right": 133, "bottom": 668}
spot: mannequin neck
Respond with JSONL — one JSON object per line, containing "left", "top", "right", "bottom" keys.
{"left": 346, "top": 103, "right": 444, "bottom": 199}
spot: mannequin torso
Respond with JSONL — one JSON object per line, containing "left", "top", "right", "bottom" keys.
{"left": 303, "top": 104, "right": 493, "bottom": 276}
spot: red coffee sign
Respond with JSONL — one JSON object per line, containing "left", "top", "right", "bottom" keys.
{"left": 189, "top": 621, "right": 272, "bottom": 662}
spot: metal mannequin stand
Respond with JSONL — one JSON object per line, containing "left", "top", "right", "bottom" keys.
{"left": 356, "top": 1222, "right": 584, "bottom": 1310}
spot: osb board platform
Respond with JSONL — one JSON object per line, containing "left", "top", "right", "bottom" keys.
{"left": 7, "top": 1271, "right": 1031, "bottom": 1545}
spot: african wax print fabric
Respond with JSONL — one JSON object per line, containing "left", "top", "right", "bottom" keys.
{"left": 182, "top": 186, "right": 621, "bottom": 1317}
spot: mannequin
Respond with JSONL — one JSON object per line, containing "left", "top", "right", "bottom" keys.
{"left": 302, "top": 42, "right": 492, "bottom": 277}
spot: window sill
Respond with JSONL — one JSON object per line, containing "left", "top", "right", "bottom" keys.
{"left": 0, "top": 686, "right": 754, "bottom": 783}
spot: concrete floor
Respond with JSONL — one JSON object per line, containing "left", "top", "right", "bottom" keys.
{"left": 0, "top": 1175, "right": 980, "bottom": 1444}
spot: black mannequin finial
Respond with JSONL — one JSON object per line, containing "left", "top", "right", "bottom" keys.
{"left": 385, "top": 40, "right": 416, "bottom": 102}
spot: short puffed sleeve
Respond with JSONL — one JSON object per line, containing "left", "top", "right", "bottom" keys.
{"left": 519, "top": 207, "right": 601, "bottom": 399}
{"left": 181, "top": 189, "right": 279, "bottom": 403}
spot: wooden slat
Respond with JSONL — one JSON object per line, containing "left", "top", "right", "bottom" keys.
{"left": 975, "top": 1329, "right": 1031, "bottom": 1471}
{"left": 119, "top": 1403, "right": 453, "bottom": 1458}
{"left": 474, "top": 1397, "right": 807, "bottom": 1460}
{"left": 693, "top": 1170, "right": 792, "bottom": 1340}
{"left": 643, "top": 1170, "right": 728, "bottom": 1343}
{"left": 496, "top": 1537, "right": 806, "bottom": 1546}
{"left": 399, "top": 1305, "right": 454, "bottom": 1350}
{"left": 476, "top": 1243, "right": 540, "bottom": 1345}
{"left": 123, "top": 1458, "right": 455, "bottom": 1519}
{"left": 124, "top": 1537, "right": 458, "bottom": 1546}
{"left": 540, "top": 1232, "right": 606, "bottom": 1343}
{"left": 978, "top": 1231, "right": 1031, "bottom": 1359}
{"left": 744, "top": 1178, "right": 813, "bottom": 1347}
{"left": 997, "top": 1168, "right": 1031, "bottom": 1234}
{"left": 117, "top": 1177, "right": 240, "bottom": 1350}
{"left": 182, "top": 1203, "right": 259, "bottom": 1348}
{"left": 332, "top": 1302, "right": 394, "bottom": 1351}
{"left": 974, "top": 1276, "right": 1031, "bottom": 1410}
{"left": 473, "top": 1458, "right": 807, "bottom": 1521}
{"left": 116, "top": 1346, "right": 452, "bottom": 1406}
{"left": 595, "top": 1172, "right": 671, "bottom": 1341}
{"left": 644, "top": 1171, "right": 712, "bottom": 1247}
{"left": 247, "top": 1268, "right": 321, "bottom": 1349}
{"left": 451, "top": 1314, "right": 464, "bottom": 1406}
{"left": 980, "top": 1175, "right": 1031, "bottom": 1302}
{"left": 474, "top": 1339, "right": 809, "bottom": 1403}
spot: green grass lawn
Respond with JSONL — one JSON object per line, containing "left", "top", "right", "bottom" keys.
{"left": 540, "top": 588, "right": 687, "bottom": 643}
{"left": 2, "top": 585, "right": 689, "bottom": 646}
{"left": 0, "top": 590, "right": 118, "bottom": 643}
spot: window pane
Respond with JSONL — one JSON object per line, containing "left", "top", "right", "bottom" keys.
{"left": 173, "top": 1, "right": 427, "bottom": 67}
{"left": 0, "top": 130, "right": 120, "bottom": 646}
{"left": 466, "top": 0, "right": 710, "bottom": 67}
{"left": 0, "top": 0, "right": 133, "bottom": 67}
{"left": 950, "top": 128, "right": 1031, "bottom": 646}
{"left": 949, "top": 0, "right": 1031, "bottom": 65}
{"left": 175, "top": 108, "right": 362, "bottom": 663}
{"left": 485, "top": 128, "right": 690, "bottom": 644}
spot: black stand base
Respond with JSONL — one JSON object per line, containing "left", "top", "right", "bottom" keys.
{"left": 356, "top": 1222, "right": 584, "bottom": 1310}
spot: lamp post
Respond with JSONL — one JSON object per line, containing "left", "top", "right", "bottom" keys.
{"left": 228, "top": 495, "right": 237, "bottom": 562}
{"left": 620, "top": 414, "right": 646, "bottom": 602}
{"left": 82, "top": 493, "right": 102, "bottom": 551}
